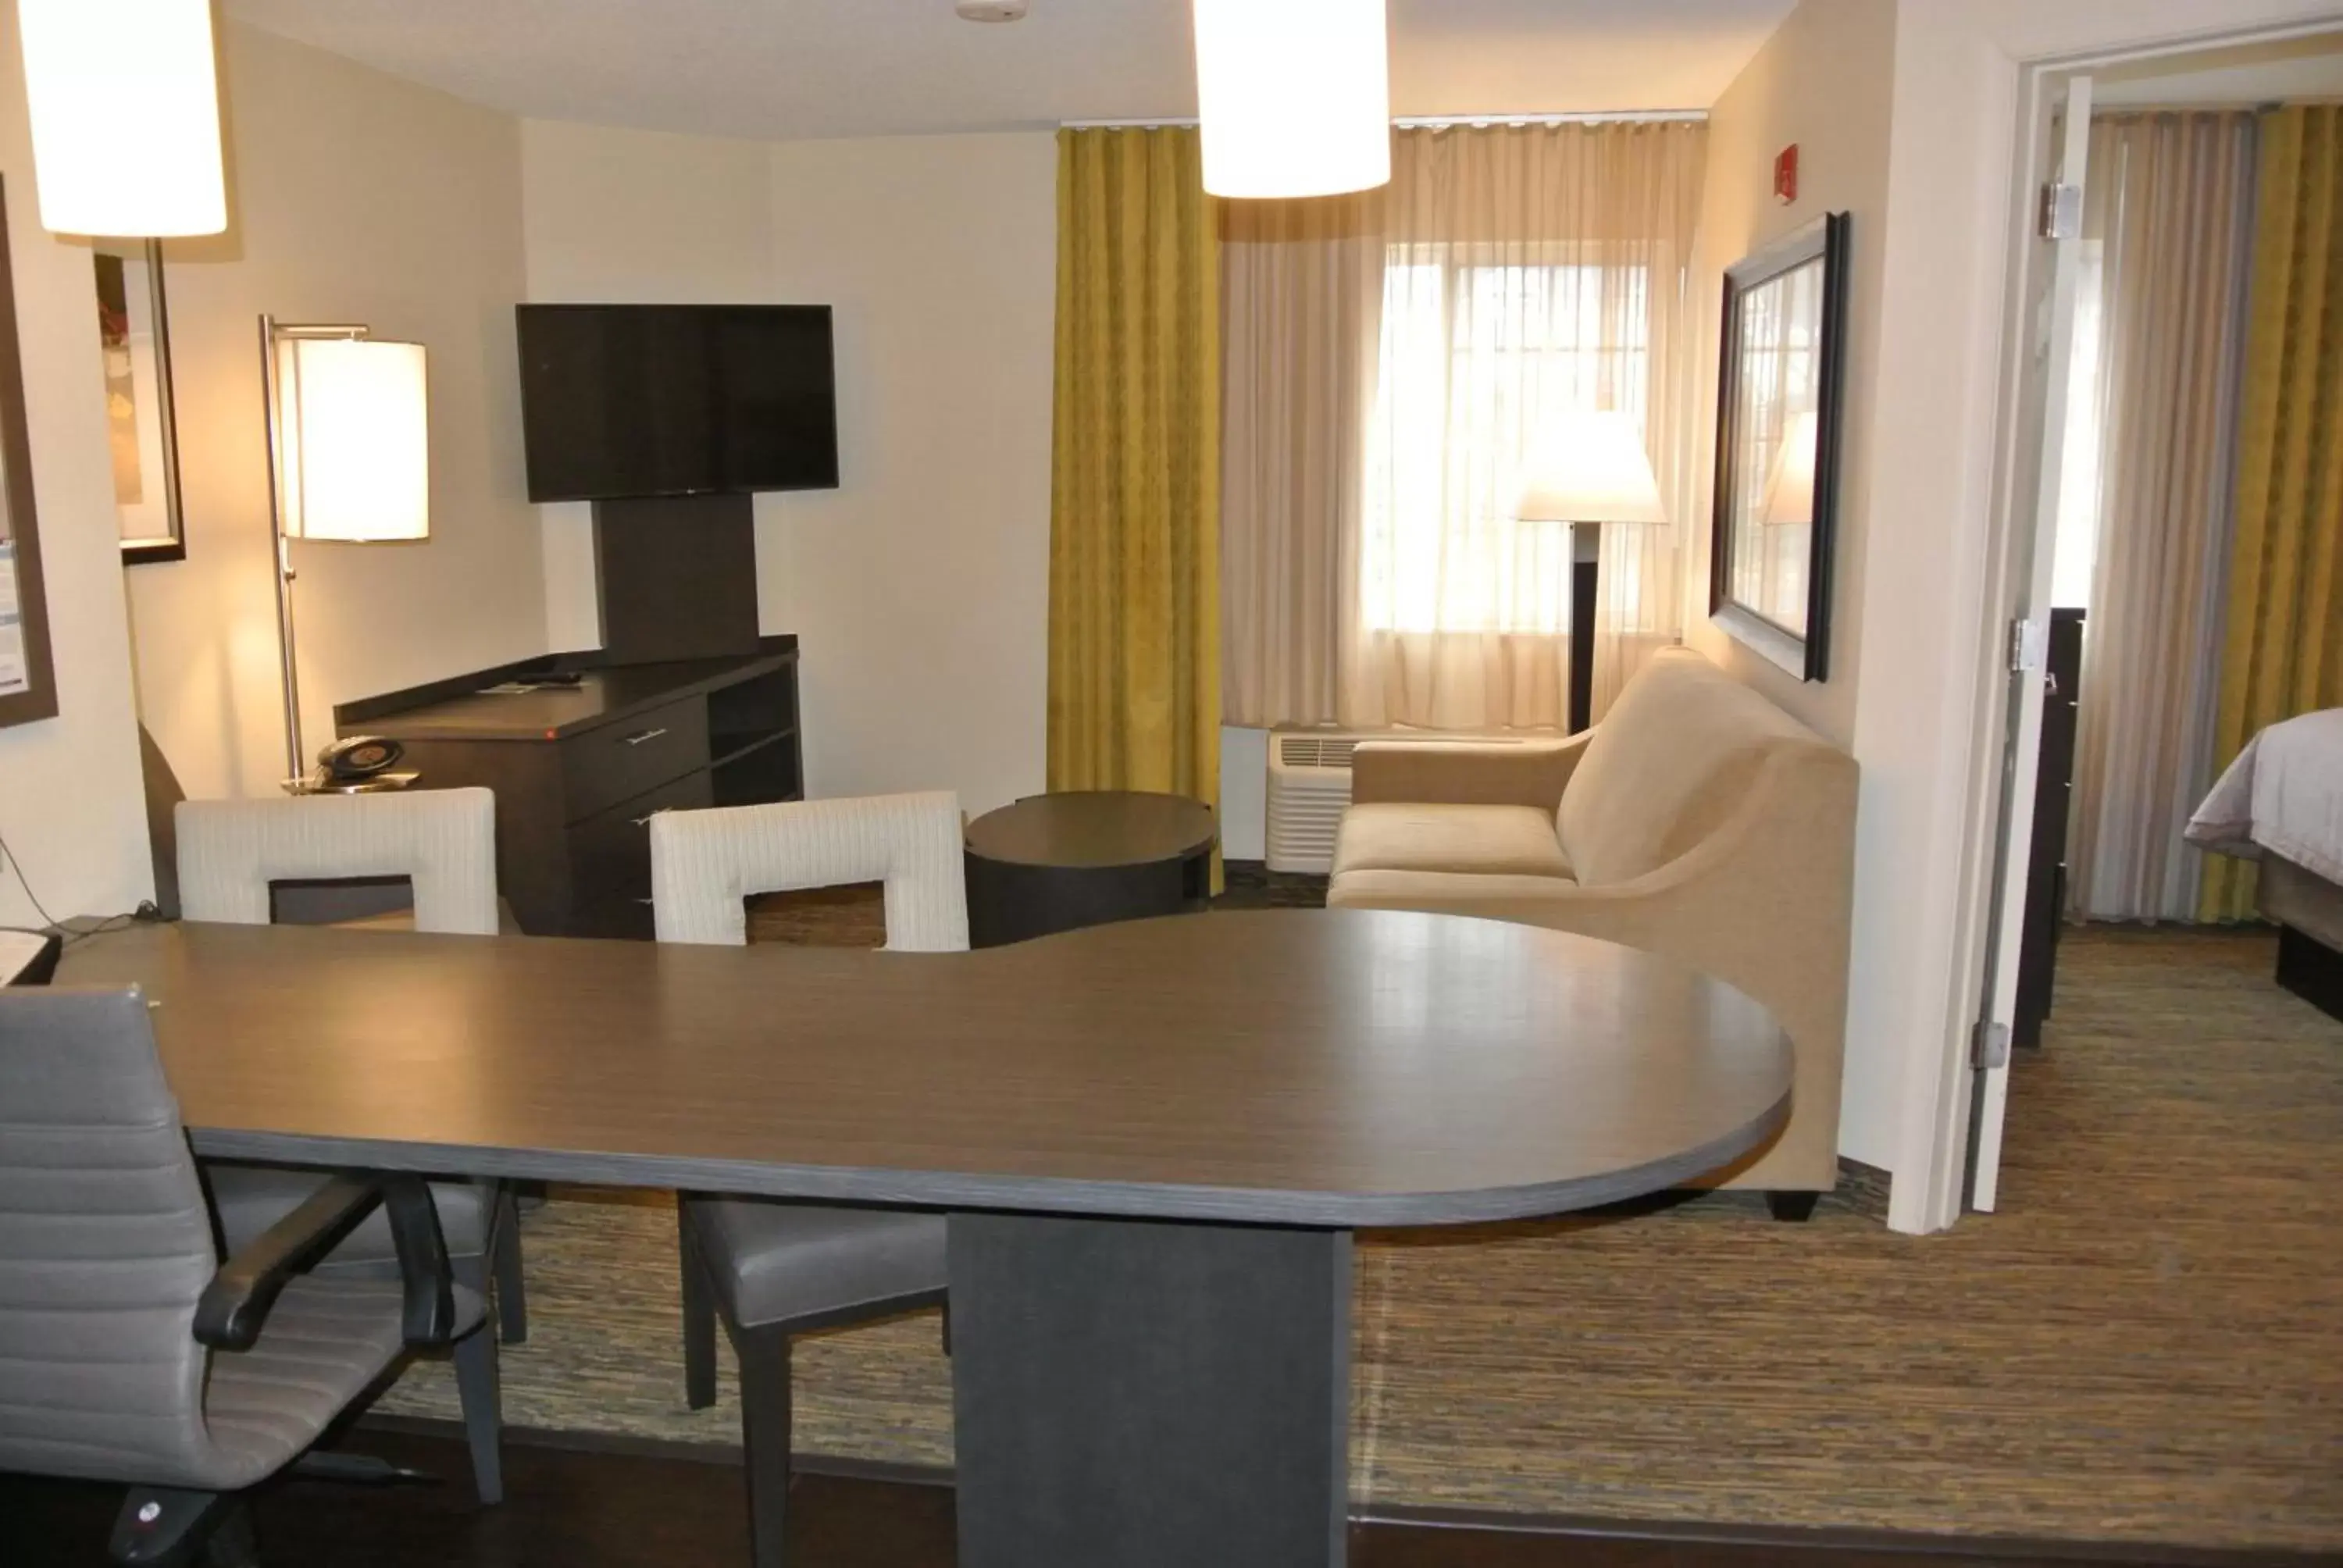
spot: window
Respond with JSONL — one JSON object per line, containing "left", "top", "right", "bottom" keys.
{"left": 1360, "top": 251, "right": 1653, "bottom": 636}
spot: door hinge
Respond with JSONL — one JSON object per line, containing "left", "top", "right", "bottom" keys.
{"left": 2038, "top": 181, "right": 2084, "bottom": 241}
{"left": 1971, "top": 1019, "right": 2012, "bottom": 1071}
{"left": 2008, "top": 617, "right": 2049, "bottom": 675}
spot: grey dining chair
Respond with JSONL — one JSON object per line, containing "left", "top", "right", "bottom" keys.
{"left": 650, "top": 792, "right": 962, "bottom": 1568}
{"left": 174, "top": 789, "right": 525, "bottom": 1503}
{"left": 0, "top": 988, "right": 484, "bottom": 1566}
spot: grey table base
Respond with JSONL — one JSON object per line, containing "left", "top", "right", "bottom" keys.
{"left": 949, "top": 1213, "right": 1350, "bottom": 1568}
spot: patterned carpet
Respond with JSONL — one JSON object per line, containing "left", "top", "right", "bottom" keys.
{"left": 376, "top": 890, "right": 2343, "bottom": 1550}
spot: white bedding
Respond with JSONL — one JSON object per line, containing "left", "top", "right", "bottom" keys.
{"left": 2185, "top": 707, "right": 2343, "bottom": 883}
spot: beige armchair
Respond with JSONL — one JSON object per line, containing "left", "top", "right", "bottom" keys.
{"left": 1327, "top": 648, "right": 1856, "bottom": 1209}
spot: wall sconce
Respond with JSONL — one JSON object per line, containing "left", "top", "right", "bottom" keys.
{"left": 18, "top": 0, "right": 227, "bottom": 237}
{"left": 261, "top": 316, "right": 430, "bottom": 786}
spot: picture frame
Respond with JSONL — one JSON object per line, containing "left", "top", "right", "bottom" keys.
{"left": 95, "top": 237, "right": 187, "bottom": 565}
{"left": 1709, "top": 212, "right": 1851, "bottom": 682}
{"left": 0, "top": 176, "right": 60, "bottom": 729}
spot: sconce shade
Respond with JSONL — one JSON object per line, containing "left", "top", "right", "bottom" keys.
{"left": 1760, "top": 409, "right": 1820, "bottom": 527}
{"left": 1515, "top": 409, "right": 1666, "bottom": 526}
{"left": 18, "top": 0, "right": 226, "bottom": 237}
{"left": 277, "top": 338, "right": 430, "bottom": 542}
{"left": 1194, "top": 0, "right": 1390, "bottom": 199}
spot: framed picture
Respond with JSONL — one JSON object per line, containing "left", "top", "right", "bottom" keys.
{"left": 1709, "top": 212, "right": 1850, "bottom": 682}
{"left": 0, "top": 176, "right": 59, "bottom": 729}
{"left": 95, "top": 238, "right": 186, "bottom": 565}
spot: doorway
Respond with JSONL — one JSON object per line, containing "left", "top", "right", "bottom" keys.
{"left": 1966, "top": 28, "right": 2343, "bottom": 1211}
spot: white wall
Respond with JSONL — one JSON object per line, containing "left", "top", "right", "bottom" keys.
{"left": 0, "top": 5, "right": 154, "bottom": 925}
{"left": 522, "top": 124, "right": 1059, "bottom": 818}
{"left": 126, "top": 27, "right": 542, "bottom": 800}
{"left": 1850, "top": 0, "right": 2343, "bottom": 1231}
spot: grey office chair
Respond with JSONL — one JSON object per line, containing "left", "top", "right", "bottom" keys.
{"left": 175, "top": 789, "right": 526, "bottom": 1504}
{"left": 0, "top": 988, "right": 483, "bottom": 1566}
{"left": 650, "top": 794, "right": 959, "bottom": 1568}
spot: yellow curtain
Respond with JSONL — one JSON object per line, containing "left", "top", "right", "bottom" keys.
{"left": 2202, "top": 105, "right": 2343, "bottom": 921}
{"left": 1047, "top": 128, "right": 1221, "bottom": 864}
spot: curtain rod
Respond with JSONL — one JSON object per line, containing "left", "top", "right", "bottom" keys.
{"left": 1058, "top": 111, "right": 1707, "bottom": 130}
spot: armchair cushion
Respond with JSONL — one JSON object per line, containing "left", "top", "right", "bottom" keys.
{"left": 208, "top": 1164, "right": 494, "bottom": 1273}
{"left": 1349, "top": 736, "right": 1585, "bottom": 810}
{"left": 689, "top": 1200, "right": 946, "bottom": 1332}
{"left": 1333, "top": 805, "right": 1574, "bottom": 882}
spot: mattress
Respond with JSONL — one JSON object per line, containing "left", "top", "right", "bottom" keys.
{"left": 2186, "top": 708, "right": 2343, "bottom": 885}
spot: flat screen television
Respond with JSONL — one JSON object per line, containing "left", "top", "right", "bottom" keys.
{"left": 515, "top": 304, "right": 840, "bottom": 503}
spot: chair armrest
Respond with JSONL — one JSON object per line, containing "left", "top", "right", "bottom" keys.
{"left": 197, "top": 1172, "right": 459, "bottom": 1352}
{"left": 1350, "top": 734, "right": 1589, "bottom": 809}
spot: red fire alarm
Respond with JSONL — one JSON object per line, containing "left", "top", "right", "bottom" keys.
{"left": 1774, "top": 144, "right": 1799, "bottom": 205}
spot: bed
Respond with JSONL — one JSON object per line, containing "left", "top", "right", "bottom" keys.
{"left": 2187, "top": 707, "right": 2343, "bottom": 1021}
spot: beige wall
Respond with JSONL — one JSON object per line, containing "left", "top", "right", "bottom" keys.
{"left": 522, "top": 123, "right": 1058, "bottom": 817}
{"left": 519, "top": 119, "right": 776, "bottom": 654}
{"left": 761, "top": 133, "right": 1057, "bottom": 814}
{"left": 1689, "top": 0, "right": 1898, "bottom": 1176}
{"left": 129, "top": 26, "right": 541, "bottom": 800}
{"left": 1687, "top": 0, "right": 1894, "bottom": 754}
{"left": 1851, "top": 0, "right": 2343, "bottom": 1231}
{"left": 0, "top": 6, "right": 154, "bottom": 925}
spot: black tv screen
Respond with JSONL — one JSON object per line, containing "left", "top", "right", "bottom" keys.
{"left": 515, "top": 304, "right": 840, "bottom": 503}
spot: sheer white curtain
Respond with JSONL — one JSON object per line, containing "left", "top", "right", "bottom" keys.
{"left": 2063, "top": 112, "right": 2258, "bottom": 921}
{"left": 1219, "top": 121, "right": 1706, "bottom": 732}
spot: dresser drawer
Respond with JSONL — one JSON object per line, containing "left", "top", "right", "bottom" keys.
{"left": 565, "top": 769, "right": 713, "bottom": 939}
{"left": 562, "top": 697, "right": 708, "bottom": 823}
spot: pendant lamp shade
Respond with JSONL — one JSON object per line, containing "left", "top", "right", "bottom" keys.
{"left": 18, "top": 0, "right": 227, "bottom": 237}
{"left": 276, "top": 338, "right": 430, "bottom": 543}
{"left": 1194, "top": 0, "right": 1390, "bottom": 199}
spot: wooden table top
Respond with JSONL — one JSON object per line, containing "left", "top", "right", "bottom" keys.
{"left": 964, "top": 791, "right": 1218, "bottom": 869}
{"left": 55, "top": 911, "right": 1791, "bottom": 1228}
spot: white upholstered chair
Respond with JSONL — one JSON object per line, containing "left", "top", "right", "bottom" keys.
{"left": 649, "top": 792, "right": 962, "bottom": 1568}
{"left": 173, "top": 789, "right": 520, "bottom": 1503}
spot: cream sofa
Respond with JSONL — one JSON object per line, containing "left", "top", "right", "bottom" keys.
{"left": 1327, "top": 647, "right": 1856, "bottom": 1210}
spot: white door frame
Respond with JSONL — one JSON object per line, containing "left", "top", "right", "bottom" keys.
{"left": 1923, "top": 16, "right": 2343, "bottom": 1232}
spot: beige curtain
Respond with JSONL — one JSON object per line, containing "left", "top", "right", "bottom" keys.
{"left": 1219, "top": 121, "right": 1706, "bottom": 732}
{"left": 2066, "top": 112, "right": 2259, "bottom": 922}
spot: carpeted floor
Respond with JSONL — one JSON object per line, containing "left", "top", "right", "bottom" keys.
{"left": 377, "top": 889, "right": 2343, "bottom": 1551}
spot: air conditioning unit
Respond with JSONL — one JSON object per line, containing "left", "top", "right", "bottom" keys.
{"left": 1265, "top": 728, "right": 1533, "bottom": 874}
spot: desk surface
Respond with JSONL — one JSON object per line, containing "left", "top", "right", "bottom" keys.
{"left": 55, "top": 911, "right": 1792, "bottom": 1228}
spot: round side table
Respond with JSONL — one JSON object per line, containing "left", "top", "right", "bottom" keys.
{"left": 963, "top": 791, "right": 1218, "bottom": 949}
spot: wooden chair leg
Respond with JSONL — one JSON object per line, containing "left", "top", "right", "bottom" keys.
{"left": 679, "top": 1199, "right": 719, "bottom": 1411}
{"left": 490, "top": 1187, "right": 529, "bottom": 1345}
{"left": 450, "top": 1254, "right": 505, "bottom": 1506}
{"left": 734, "top": 1324, "right": 793, "bottom": 1568}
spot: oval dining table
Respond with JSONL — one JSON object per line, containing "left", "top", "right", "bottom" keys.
{"left": 56, "top": 907, "right": 1793, "bottom": 1568}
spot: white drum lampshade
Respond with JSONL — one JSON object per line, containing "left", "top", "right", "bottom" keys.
{"left": 1516, "top": 410, "right": 1667, "bottom": 526}
{"left": 18, "top": 0, "right": 227, "bottom": 237}
{"left": 1760, "top": 410, "right": 1821, "bottom": 527}
{"left": 1193, "top": 0, "right": 1390, "bottom": 199}
{"left": 276, "top": 339, "right": 430, "bottom": 542}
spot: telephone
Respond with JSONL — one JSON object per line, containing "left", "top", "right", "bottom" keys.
{"left": 315, "top": 736, "right": 406, "bottom": 786}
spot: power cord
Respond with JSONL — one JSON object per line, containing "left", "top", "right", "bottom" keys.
{"left": 0, "top": 825, "right": 158, "bottom": 947}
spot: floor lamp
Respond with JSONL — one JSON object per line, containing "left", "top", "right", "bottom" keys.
{"left": 259, "top": 315, "right": 430, "bottom": 789}
{"left": 1515, "top": 410, "right": 1667, "bottom": 733}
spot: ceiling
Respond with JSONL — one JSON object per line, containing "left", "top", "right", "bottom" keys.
{"left": 219, "top": 0, "right": 1796, "bottom": 143}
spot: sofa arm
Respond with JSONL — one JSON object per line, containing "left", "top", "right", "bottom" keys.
{"left": 1350, "top": 735, "right": 1588, "bottom": 809}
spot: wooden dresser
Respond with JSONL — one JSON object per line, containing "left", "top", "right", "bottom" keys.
{"left": 335, "top": 639, "right": 801, "bottom": 939}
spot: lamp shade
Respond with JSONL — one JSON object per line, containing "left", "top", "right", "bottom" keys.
{"left": 1194, "top": 0, "right": 1390, "bottom": 199}
{"left": 18, "top": 0, "right": 226, "bottom": 237}
{"left": 277, "top": 339, "right": 430, "bottom": 542}
{"left": 1760, "top": 410, "right": 1820, "bottom": 526}
{"left": 1515, "top": 410, "right": 1666, "bottom": 526}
